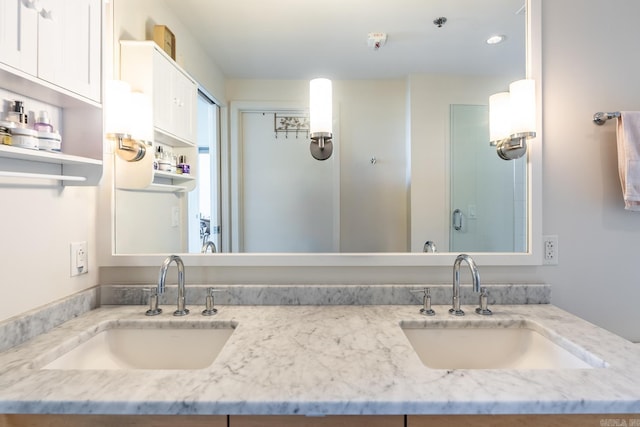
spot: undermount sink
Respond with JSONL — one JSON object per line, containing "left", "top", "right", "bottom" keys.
{"left": 39, "top": 322, "right": 235, "bottom": 370}
{"left": 401, "top": 320, "right": 605, "bottom": 370}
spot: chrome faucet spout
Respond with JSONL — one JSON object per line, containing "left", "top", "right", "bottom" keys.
{"left": 201, "top": 241, "right": 217, "bottom": 253}
{"left": 450, "top": 253, "right": 480, "bottom": 316}
{"left": 158, "top": 255, "right": 189, "bottom": 316}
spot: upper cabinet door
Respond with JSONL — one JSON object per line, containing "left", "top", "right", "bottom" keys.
{"left": 38, "top": 0, "right": 101, "bottom": 102}
{"left": 0, "top": 0, "right": 38, "bottom": 76}
{"left": 173, "top": 68, "right": 196, "bottom": 142}
{"left": 152, "top": 49, "right": 174, "bottom": 135}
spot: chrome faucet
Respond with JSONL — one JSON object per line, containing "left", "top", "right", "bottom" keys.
{"left": 158, "top": 255, "right": 189, "bottom": 316}
{"left": 423, "top": 241, "right": 437, "bottom": 252}
{"left": 449, "top": 254, "right": 480, "bottom": 316}
{"left": 201, "top": 241, "right": 217, "bottom": 253}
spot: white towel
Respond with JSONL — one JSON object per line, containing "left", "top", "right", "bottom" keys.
{"left": 616, "top": 111, "right": 640, "bottom": 211}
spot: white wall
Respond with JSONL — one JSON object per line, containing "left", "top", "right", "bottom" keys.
{"left": 534, "top": 0, "right": 640, "bottom": 341}
{"left": 0, "top": 172, "right": 97, "bottom": 322}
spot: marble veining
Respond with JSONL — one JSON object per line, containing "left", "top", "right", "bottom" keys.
{"left": 0, "top": 304, "right": 639, "bottom": 415}
{"left": 100, "top": 283, "right": 550, "bottom": 306}
{"left": 0, "top": 287, "right": 98, "bottom": 353}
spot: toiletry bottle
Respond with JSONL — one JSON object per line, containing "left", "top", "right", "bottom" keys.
{"left": 34, "top": 111, "right": 54, "bottom": 132}
{"left": 6, "top": 100, "right": 24, "bottom": 126}
{"left": 178, "top": 155, "right": 190, "bottom": 174}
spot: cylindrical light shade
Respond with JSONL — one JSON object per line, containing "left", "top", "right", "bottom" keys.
{"left": 489, "top": 92, "right": 511, "bottom": 143}
{"left": 509, "top": 79, "right": 536, "bottom": 135}
{"left": 105, "top": 80, "right": 133, "bottom": 135}
{"left": 309, "top": 78, "right": 332, "bottom": 135}
{"left": 128, "top": 91, "right": 153, "bottom": 142}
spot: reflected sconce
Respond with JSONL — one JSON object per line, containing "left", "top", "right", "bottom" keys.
{"left": 105, "top": 80, "right": 149, "bottom": 162}
{"left": 309, "top": 78, "right": 333, "bottom": 160}
{"left": 489, "top": 79, "right": 536, "bottom": 160}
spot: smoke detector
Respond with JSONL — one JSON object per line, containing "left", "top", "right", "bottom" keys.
{"left": 367, "top": 32, "right": 387, "bottom": 51}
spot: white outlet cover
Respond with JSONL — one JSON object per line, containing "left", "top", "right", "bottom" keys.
{"left": 70, "top": 241, "right": 88, "bottom": 276}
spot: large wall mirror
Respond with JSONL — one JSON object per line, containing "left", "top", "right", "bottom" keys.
{"left": 107, "top": 0, "right": 542, "bottom": 267}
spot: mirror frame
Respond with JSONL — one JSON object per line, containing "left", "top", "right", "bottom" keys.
{"left": 100, "top": 0, "right": 542, "bottom": 268}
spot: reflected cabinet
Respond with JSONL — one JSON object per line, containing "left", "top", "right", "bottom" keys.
{"left": 119, "top": 41, "right": 198, "bottom": 192}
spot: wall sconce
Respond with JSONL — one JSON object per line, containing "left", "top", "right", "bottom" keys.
{"left": 309, "top": 78, "right": 333, "bottom": 160}
{"left": 489, "top": 79, "right": 536, "bottom": 160}
{"left": 105, "top": 80, "right": 149, "bottom": 162}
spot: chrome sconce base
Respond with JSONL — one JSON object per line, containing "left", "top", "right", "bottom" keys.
{"left": 310, "top": 132, "right": 333, "bottom": 161}
{"left": 107, "top": 132, "right": 147, "bottom": 162}
{"left": 493, "top": 132, "right": 536, "bottom": 161}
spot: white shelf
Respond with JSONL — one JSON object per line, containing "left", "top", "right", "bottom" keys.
{"left": 119, "top": 183, "right": 189, "bottom": 193}
{"left": 0, "top": 145, "right": 101, "bottom": 166}
{"left": 0, "top": 145, "right": 102, "bottom": 186}
{"left": 154, "top": 170, "right": 195, "bottom": 183}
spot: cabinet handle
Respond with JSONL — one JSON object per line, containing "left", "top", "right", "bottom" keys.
{"left": 452, "top": 208, "right": 463, "bottom": 231}
{"left": 22, "top": 0, "right": 53, "bottom": 20}
{"left": 40, "top": 8, "right": 53, "bottom": 20}
{"left": 23, "top": 0, "right": 39, "bottom": 10}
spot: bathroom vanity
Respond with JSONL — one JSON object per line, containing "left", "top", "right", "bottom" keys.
{"left": 0, "top": 292, "right": 639, "bottom": 426}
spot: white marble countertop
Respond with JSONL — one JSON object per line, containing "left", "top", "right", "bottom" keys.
{"left": 0, "top": 304, "right": 639, "bottom": 415}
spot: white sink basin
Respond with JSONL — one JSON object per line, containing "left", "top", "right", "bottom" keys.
{"left": 40, "top": 323, "right": 235, "bottom": 370}
{"left": 401, "top": 320, "right": 605, "bottom": 370}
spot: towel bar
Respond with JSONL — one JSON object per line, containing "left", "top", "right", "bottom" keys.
{"left": 593, "top": 111, "right": 620, "bottom": 125}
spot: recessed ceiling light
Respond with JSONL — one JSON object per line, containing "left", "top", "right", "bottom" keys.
{"left": 486, "top": 35, "right": 507, "bottom": 45}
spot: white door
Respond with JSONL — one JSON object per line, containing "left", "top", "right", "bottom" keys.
{"left": 240, "top": 111, "right": 338, "bottom": 253}
{"left": 0, "top": 0, "right": 38, "bottom": 76}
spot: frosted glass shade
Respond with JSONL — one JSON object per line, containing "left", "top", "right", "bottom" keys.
{"left": 128, "top": 91, "right": 153, "bottom": 142}
{"left": 105, "top": 80, "right": 133, "bottom": 136}
{"left": 489, "top": 92, "right": 511, "bottom": 143}
{"left": 309, "top": 78, "right": 332, "bottom": 135}
{"left": 509, "top": 79, "right": 536, "bottom": 135}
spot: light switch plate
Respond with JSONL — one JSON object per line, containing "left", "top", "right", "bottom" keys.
{"left": 70, "top": 241, "right": 88, "bottom": 276}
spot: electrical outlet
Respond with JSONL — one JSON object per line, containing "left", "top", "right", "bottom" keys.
{"left": 543, "top": 235, "right": 558, "bottom": 265}
{"left": 70, "top": 241, "right": 88, "bottom": 276}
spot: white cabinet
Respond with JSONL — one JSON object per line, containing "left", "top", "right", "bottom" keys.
{"left": 38, "top": 0, "right": 101, "bottom": 102}
{"left": 0, "top": 0, "right": 103, "bottom": 185}
{"left": 119, "top": 41, "right": 198, "bottom": 192}
{"left": 0, "top": 0, "right": 38, "bottom": 76}
{"left": 0, "top": 0, "right": 101, "bottom": 103}
{"left": 122, "top": 41, "right": 197, "bottom": 146}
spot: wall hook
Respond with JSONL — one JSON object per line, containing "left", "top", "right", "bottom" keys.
{"left": 370, "top": 157, "right": 377, "bottom": 165}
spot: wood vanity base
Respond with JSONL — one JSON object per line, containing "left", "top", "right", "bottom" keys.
{"left": 0, "top": 415, "right": 226, "bottom": 427}
{"left": 2, "top": 414, "right": 638, "bottom": 427}
{"left": 408, "top": 414, "right": 640, "bottom": 427}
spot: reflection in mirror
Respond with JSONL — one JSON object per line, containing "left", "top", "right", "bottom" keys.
{"left": 112, "top": 0, "right": 528, "bottom": 255}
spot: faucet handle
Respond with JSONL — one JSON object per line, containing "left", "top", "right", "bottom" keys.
{"left": 475, "top": 287, "right": 493, "bottom": 316}
{"left": 410, "top": 288, "right": 436, "bottom": 316}
{"left": 202, "top": 287, "right": 225, "bottom": 316}
{"left": 143, "top": 287, "right": 162, "bottom": 316}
